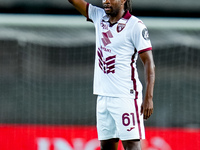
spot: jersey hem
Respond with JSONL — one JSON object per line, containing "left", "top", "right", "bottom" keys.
{"left": 94, "top": 93, "right": 142, "bottom": 99}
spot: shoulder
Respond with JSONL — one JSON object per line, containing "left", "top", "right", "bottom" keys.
{"left": 88, "top": 4, "right": 105, "bottom": 17}
{"left": 128, "top": 16, "right": 150, "bottom": 39}
{"left": 87, "top": 4, "right": 106, "bottom": 22}
{"left": 129, "top": 15, "right": 147, "bottom": 29}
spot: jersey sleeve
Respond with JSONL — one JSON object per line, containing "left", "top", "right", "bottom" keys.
{"left": 87, "top": 4, "right": 105, "bottom": 24}
{"left": 131, "top": 20, "right": 152, "bottom": 54}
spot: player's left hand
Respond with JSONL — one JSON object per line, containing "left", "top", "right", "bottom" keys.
{"left": 140, "top": 100, "right": 153, "bottom": 120}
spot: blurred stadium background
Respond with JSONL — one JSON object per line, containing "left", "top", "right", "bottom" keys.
{"left": 0, "top": 0, "right": 200, "bottom": 150}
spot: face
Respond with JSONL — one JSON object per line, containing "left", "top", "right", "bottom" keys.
{"left": 102, "top": 0, "right": 125, "bottom": 17}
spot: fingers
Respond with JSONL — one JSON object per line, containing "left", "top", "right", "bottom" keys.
{"left": 140, "top": 100, "right": 153, "bottom": 120}
{"left": 140, "top": 105, "right": 143, "bottom": 115}
{"left": 143, "top": 108, "right": 153, "bottom": 120}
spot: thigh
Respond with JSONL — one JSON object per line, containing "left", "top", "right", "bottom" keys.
{"left": 107, "top": 97, "right": 145, "bottom": 140}
{"left": 100, "top": 138, "right": 119, "bottom": 150}
{"left": 96, "top": 96, "right": 118, "bottom": 140}
{"left": 122, "top": 139, "right": 141, "bottom": 150}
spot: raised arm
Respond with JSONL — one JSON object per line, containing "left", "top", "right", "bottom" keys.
{"left": 68, "top": 0, "right": 88, "bottom": 17}
{"left": 139, "top": 50, "right": 155, "bottom": 120}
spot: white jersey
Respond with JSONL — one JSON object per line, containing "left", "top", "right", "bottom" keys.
{"left": 87, "top": 4, "right": 152, "bottom": 98}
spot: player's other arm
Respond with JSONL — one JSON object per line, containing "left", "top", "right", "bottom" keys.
{"left": 139, "top": 50, "right": 155, "bottom": 120}
{"left": 68, "top": 0, "right": 88, "bottom": 17}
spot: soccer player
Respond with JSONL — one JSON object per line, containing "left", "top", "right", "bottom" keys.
{"left": 68, "top": 0, "right": 155, "bottom": 149}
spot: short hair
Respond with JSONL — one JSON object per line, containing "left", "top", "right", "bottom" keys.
{"left": 124, "top": 0, "right": 132, "bottom": 11}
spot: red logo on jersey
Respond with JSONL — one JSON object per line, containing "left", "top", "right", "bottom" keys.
{"left": 117, "top": 23, "right": 126, "bottom": 32}
{"left": 98, "top": 48, "right": 116, "bottom": 74}
{"left": 101, "top": 30, "right": 113, "bottom": 46}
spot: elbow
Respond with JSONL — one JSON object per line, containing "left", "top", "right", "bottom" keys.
{"left": 151, "top": 62, "right": 155, "bottom": 77}
{"left": 148, "top": 64, "right": 155, "bottom": 84}
{"left": 152, "top": 64, "right": 156, "bottom": 81}
{"left": 152, "top": 67, "right": 156, "bottom": 85}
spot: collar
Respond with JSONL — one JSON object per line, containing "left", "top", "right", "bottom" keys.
{"left": 102, "top": 11, "right": 132, "bottom": 24}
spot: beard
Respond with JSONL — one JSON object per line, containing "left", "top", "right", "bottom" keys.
{"left": 103, "top": 5, "right": 120, "bottom": 17}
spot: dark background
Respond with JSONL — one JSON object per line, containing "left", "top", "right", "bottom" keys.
{"left": 0, "top": 0, "right": 200, "bottom": 128}
{"left": 0, "top": 0, "right": 200, "bottom": 17}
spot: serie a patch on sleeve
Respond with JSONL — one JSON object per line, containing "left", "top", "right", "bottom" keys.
{"left": 142, "top": 28, "right": 150, "bottom": 40}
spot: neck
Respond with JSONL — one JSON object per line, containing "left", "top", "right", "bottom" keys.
{"left": 109, "top": 9, "right": 125, "bottom": 24}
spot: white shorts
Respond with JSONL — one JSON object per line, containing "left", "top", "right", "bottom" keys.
{"left": 96, "top": 95, "right": 145, "bottom": 141}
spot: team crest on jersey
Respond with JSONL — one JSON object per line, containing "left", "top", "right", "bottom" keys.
{"left": 117, "top": 23, "right": 126, "bottom": 32}
{"left": 142, "top": 28, "right": 150, "bottom": 40}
